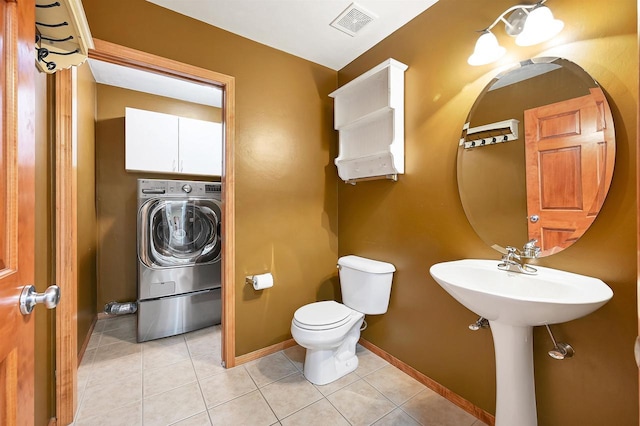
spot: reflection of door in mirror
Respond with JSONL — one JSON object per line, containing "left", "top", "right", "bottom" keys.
{"left": 524, "top": 87, "right": 614, "bottom": 256}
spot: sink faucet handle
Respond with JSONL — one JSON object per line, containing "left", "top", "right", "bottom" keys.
{"left": 522, "top": 239, "right": 540, "bottom": 258}
{"left": 502, "top": 246, "right": 519, "bottom": 262}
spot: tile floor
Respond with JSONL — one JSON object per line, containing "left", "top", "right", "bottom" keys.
{"left": 73, "top": 314, "right": 488, "bottom": 426}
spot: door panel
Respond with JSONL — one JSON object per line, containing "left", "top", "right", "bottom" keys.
{"left": 525, "top": 88, "right": 614, "bottom": 255}
{"left": 0, "top": 0, "right": 37, "bottom": 424}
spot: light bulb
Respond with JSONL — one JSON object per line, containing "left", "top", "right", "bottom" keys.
{"left": 468, "top": 31, "right": 506, "bottom": 66}
{"left": 515, "top": 6, "right": 564, "bottom": 47}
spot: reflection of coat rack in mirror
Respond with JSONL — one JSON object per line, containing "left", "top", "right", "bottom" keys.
{"left": 460, "top": 118, "right": 519, "bottom": 149}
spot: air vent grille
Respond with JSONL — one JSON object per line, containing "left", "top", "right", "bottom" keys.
{"left": 330, "top": 3, "right": 376, "bottom": 37}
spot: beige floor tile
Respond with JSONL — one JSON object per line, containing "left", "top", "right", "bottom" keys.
{"left": 86, "top": 331, "right": 102, "bottom": 350}
{"left": 87, "top": 352, "right": 142, "bottom": 389}
{"left": 171, "top": 411, "right": 213, "bottom": 425}
{"left": 313, "top": 371, "right": 360, "bottom": 396}
{"left": 74, "top": 400, "right": 142, "bottom": 426}
{"left": 208, "top": 390, "right": 277, "bottom": 425}
{"left": 327, "top": 379, "right": 395, "bottom": 426}
{"left": 472, "top": 421, "right": 489, "bottom": 426}
{"left": 144, "top": 358, "right": 197, "bottom": 397}
{"left": 260, "top": 372, "right": 323, "bottom": 419}
{"left": 93, "top": 340, "right": 142, "bottom": 363}
{"left": 77, "top": 348, "right": 96, "bottom": 394}
{"left": 363, "top": 365, "right": 426, "bottom": 405}
{"left": 283, "top": 345, "right": 305, "bottom": 372}
{"left": 245, "top": 352, "right": 298, "bottom": 388}
{"left": 199, "top": 366, "right": 258, "bottom": 407}
{"left": 280, "top": 398, "right": 349, "bottom": 426}
{"left": 143, "top": 382, "right": 206, "bottom": 426}
{"left": 373, "top": 408, "right": 421, "bottom": 426}
{"left": 354, "top": 345, "right": 389, "bottom": 377}
{"left": 191, "top": 352, "right": 226, "bottom": 380}
{"left": 401, "top": 389, "right": 478, "bottom": 426}
{"left": 94, "top": 318, "right": 108, "bottom": 333}
{"left": 184, "top": 325, "right": 221, "bottom": 357}
{"left": 100, "top": 324, "right": 137, "bottom": 346}
{"left": 101, "top": 314, "right": 136, "bottom": 332}
{"left": 75, "top": 373, "right": 142, "bottom": 421}
{"left": 185, "top": 325, "right": 221, "bottom": 341}
{"left": 143, "top": 335, "right": 191, "bottom": 369}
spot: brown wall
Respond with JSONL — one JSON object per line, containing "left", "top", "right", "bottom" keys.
{"left": 77, "top": 63, "right": 98, "bottom": 350}
{"left": 83, "top": 0, "right": 339, "bottom": 356}
{"left": 95, "top": 84, "right": 221, "bottom": 309}
{"left": 338, "top": 0, "right": 637, "bottom": 424}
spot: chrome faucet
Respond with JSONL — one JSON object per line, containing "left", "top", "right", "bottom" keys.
{"left": 498, "top": 239, "right": 540, "bottom": 274}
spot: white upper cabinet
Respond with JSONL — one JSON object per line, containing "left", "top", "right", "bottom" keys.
{"left": 125, "top": 107, "right": 179, "bottom": 173}
{"left": 125, "top": 107, "right": 222, "bottom": 176}
{"left": 178, "top": 117, "right": 222, "bottom": 176}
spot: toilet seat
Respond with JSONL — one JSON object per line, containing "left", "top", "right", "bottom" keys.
{"left": 293, "top": 301, "right": 355, "bottom": 331}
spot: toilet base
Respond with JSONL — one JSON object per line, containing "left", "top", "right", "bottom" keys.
{"left": 300, "top": 317, "right": 363, "bottom": 385}
{"left": 303, "top": 347, "right": 359, "bottom": 385}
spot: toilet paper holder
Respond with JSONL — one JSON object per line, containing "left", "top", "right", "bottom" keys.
{"left": 245, "top": 273, "right": 274, "bottom": 290}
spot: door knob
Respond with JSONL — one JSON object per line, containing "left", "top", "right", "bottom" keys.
{"left": 19, "top": 285, "right": 60, "bottom": 315}
{"left": 529, "top": 215, "right": 540, "bottom": 223}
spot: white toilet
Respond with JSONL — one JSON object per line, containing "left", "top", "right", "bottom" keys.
{"left": 290, "top": 255, "right": 395, "bottom": 385}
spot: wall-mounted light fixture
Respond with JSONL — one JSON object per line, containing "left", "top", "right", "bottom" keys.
{"left": 468, "top": 0, "right": 563, "bottom": 66}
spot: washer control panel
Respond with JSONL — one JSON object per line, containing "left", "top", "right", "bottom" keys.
{"left": 138, "top": 179, "right": 221, "bottom": 199}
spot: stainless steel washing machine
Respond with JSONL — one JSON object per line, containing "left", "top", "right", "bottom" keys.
{"left": 137, "top": 179, "right": 222, "bottom": 342}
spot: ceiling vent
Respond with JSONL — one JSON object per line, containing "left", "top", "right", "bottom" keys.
{"left": 330, "top": 2, "right": 377, "bottom": 37}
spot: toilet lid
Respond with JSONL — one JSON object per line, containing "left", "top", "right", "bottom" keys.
{"left": 293, "top": 301, "right": 353, "bottom": 330}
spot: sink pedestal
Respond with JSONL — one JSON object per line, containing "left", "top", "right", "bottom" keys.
{"left": 490, "top": 321, "right": 537, "bottom": 426}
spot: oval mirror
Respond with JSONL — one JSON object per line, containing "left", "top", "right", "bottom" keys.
{"left": 457, "top": 57, "right": 615, "bottom": 257}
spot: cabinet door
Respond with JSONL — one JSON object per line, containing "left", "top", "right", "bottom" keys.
{"left": 178, "top": 117, "right": 222, "bottom": 176}
{"left": 125, "top": 107, "right": 179, "bottom": 172}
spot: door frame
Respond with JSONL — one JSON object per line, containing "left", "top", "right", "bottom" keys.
{"left": 55, "top": 39, "right": 236, "bottom": 422}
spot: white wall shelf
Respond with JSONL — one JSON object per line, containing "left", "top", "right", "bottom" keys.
{"left": 329, "top": 58, "right": 408, "bottom": 183}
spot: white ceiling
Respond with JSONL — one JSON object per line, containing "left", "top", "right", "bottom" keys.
{"left": 146, "top": 0, "right": 439, "bottom": 70}
{"left": 88, "top": 1, "right": 439, "bottom": 106}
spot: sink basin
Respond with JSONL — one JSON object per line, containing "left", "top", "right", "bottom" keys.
{"left": 429, "top": 259, "right": 613, "bottom": 326}
{"left": 429, "top": 259, "right": 613, "bottom": 426}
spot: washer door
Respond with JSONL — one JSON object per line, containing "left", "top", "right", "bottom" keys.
{"left": 139, "top": 198, "right": 222, "bottom": 268}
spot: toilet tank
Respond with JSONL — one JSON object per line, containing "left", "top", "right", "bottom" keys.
{"left": 338, "top": 255, "right": 395, "bottom": 315}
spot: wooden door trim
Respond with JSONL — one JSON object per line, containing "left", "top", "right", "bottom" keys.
{"left": 56, "top": 37, "right": 237, "bottom": 423}
{"left": 55, "top": 68, "right": 79, "bottom": 425}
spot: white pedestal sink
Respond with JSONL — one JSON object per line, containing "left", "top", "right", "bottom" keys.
{"left": 429, "top": 259, "right": 613, "bottom": 426}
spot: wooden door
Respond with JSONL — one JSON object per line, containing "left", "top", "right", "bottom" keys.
{"left": 524, "top": 88, "right": 614, "bottom": 256}
{"left": 0, "top": 0, "right": 37, "bottom": 424}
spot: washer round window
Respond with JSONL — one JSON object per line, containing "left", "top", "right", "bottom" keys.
{"left": 148, "top": 200, "right": 221, "bottom": 266}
